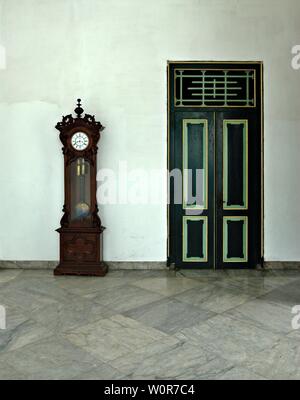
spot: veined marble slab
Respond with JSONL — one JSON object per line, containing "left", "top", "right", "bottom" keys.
{"left": 63, "top": 314, "right": 168, "bottom": 363}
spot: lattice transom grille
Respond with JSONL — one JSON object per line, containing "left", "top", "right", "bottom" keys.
{"left": 175, "top": 69, "right": 255, "bottom": 107}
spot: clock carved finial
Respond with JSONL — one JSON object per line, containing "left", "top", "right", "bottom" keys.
{"left": 74, "top": 98, "right": 84, "bottom": 118}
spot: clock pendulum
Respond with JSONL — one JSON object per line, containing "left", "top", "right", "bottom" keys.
{"left": 54, "top": 99, "right": 108, "bottom": 276}
{"left": 75, "top": 158, "right": 90, "bottom": 220}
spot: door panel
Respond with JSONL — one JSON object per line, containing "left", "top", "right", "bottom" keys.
{"left": 183, "top": 216, "right": 208, "bottom": 262}
{"left": 182, "top": 119, "right": 208, "bottom": 210}
{"left": 172, "top": 112, "right": 215, "bottom": 268}
{"left": 223, "top": 216, "right": 248, "bottom": 263}
{"left": 223, "top": 120, "right": 248, "bottom": 209}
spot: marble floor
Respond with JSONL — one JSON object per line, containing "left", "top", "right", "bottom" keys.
{"left": 0, "top": 268, "right": 300, "bottom": 380}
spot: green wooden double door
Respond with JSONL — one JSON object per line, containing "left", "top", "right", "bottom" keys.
{"left": 168, "top": 62, "right": 262, "bottom": 269}
{"left": 169, "top": 110, "right": 261, "bottom": 269}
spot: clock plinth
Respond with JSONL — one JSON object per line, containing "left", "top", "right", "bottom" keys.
{"left": 54, "top": 262, "right": 108, "bottom": 277}
{"left": 54, "top": 100, "right": 108, "bottom": 277}
{"left": 54, "top": 228, "right": 108, "bottom": 276}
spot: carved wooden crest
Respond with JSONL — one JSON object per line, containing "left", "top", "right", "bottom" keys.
{"left": 56, "top": 99, "right": 105, "bottom": 159}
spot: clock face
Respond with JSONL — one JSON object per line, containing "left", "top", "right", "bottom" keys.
{"left": 71, "top": 132, "right": 89, "bottom": 151}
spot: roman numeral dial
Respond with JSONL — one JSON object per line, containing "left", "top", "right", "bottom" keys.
{"left": 71, "top": 132, "right": 89, "bottom": 151}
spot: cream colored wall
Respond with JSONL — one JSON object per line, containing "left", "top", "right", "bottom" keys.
{"left": 0, "top": 0, "right": 299, "bottom": 261}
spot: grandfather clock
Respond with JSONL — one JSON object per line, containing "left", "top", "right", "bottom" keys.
{"left": 54, "top": 100, "right": 108, "bottom": 276}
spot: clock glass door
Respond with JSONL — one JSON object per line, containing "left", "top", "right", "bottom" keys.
{"left": 70, "top": 158, "right": 91, "bottom": 223}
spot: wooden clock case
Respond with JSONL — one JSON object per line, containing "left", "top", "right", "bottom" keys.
{"left": 54, "top": 100, "right": 108, "bottom": 276}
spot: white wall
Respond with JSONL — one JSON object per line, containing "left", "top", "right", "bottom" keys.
{"left": 0, "top": 0, "right": 299, "bottom": 261}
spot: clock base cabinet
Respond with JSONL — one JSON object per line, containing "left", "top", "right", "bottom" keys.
{"left": 54, "top": 230, "right": 108, "bottom": 276}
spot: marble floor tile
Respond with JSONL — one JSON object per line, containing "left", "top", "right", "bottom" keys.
{"left": 0, "top": 336, "right": 102, "bottom": 380}
{"left": 178, "top": 270, "right": 228, "bottom": 279}
{"left": 1, "top": 270, "right": 53, "bottom": 290}
{"left": 0, "top": 303, "right": 30, "bottom": 331}
{"left": 265, "top": 270, "right": 300, "bottom": 278}
{"left": 242, "top": 337, "right": 300, "bottom": 380}
{"left": 224, "top": 298, "right": 293, "bottom": 334}
{"left": 85, "top": 284, "right": 165, "bottom": 313}
{"left": 174, "top": 285, "right": 252, "bottom": 313}
{"left": 107, "top": 270, "right": 177, "bottom": 279}
{"left": 0, "top": 319, "right": 52, "bottom": 353}
{"left": 217, "top": 269, "right": 300, "bottom": 288}
{"left": 0, "top": 363, "right": 28, "bottom": 380}
{"left": 0, "top": 286, "right": 59, "bottom": 313}
{"left": 52, "top": 270, "right": 163, "bottom": 296}
{"left": 110, "top": 340, "right": 233, "bottom": 380}
{"left": 215, "top": 366, "right": 266, "bottom": 380}
{"left": 0, "top": 269, "right": 22, "bottom": 285}
{"left": 19, "top": 269, "right": 54, "bottom": 279}
{"left": 63, "top": 314, "right": 168, "bottom": 363}
{"left": 72, "top": 364, "right": 128, "bottom": 380}
{"left": 264, "top": 272, "right": 300, "bottom": 282}
{"left": 0, "top": 268, "right": 299, "bottom": 380}
{"left": 258, "top": 280, "right": 300, "bottom": 308}
{"left": 214, "top": 277, "right": 276, "bottom": 297}
{"left": 226, "top": 269, "right": 265, "bottom": 277}
{"left": 54, "top": 276, "right": 129, "bottom": 296}
{"left": 29, "top": 298, "right": 116, "bottom": 333}
{"left": 131, "top": 276, "right": 205, "bottom": 296}
{"left": 286, "top": 329, "right": 300, "bottom": 340}
{"left": 175, "top": 314, "right": 282, "bottom": 363}
{"left": 125, "top": 297, "right": 215, "bottom": 334}
{"left": 27, "top": 284, "right": 76, "bottom": 306}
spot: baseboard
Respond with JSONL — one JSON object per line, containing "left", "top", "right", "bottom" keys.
{"left": 0, "top": 260, "right": 167, "bottom": 270}
{"left": 1, "top": 260, "right": 299, "bottom": 271}
{"left": 263, "top": 261, "right": 300, "bottom": 270}
{"left": 108, "top": 262, "right": 167, "bottom": 270}
{"left": 0, "top": 261, "right": 57, "bottom": 269}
